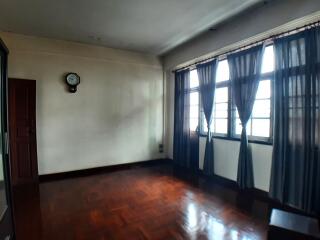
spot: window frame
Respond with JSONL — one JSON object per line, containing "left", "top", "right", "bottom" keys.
{"left": 199, "top": 79, "right": 230, "bottom": 137}
{"left": 197, "top": 44, "right": 275, "bottom": 145}
{"left": 187, "top": 69, "right": 200, "bottom": 133}
{"left": 230, "top": 74, "right": 274, "bottom": 144}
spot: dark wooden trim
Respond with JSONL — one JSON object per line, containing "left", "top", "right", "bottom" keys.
{"left": 212, "top": 173, "right": 238, "bottom": 190}
{"left": 253, "top": 187, "right": 270, "bottom": 199}
{"left": 212, "top": 174, "right": 268, "bottom": 199}
{"left": 0, "top": 37, "right": 15, "bottom": 240}
{"left": 39, "top": 158, "right": 172, "bottom": 182}
{"left": 195, "top": 168, "right": 319, "bottom": 219}
{"left": 0, "top": 38, "right": 9, "bottom": 54}
{"left": 198, "top": 134, "right": 273, "bottom": 146}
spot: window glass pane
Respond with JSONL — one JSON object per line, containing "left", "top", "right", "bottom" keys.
{"left": 202, "top": 116, "right": 208, "bottom": 132}
{"left": 235, "top": 109, "right": 239, "bottom": 118}
{"left": 252, "top": 119, "right": 270, "bottom": 137}
{"left": 215, "top": 103, "right": 228, "bottom": 111}
{"left": 190, "top": 118, "right": 198, "bottom": 131}
{"left": 216, "top": 60, "right": 230, "bottom": 82}
{"left": 252, "top": 99, "right": 270, "bottom": 118}
{"left": 261, "top": 45, "right": 275, "bottom": 73}
{"left": 215, "top": 110, "right": 228, "bottom": 118}
{"left": 235, "top": 118, "right": 242, "bottom": 135}
{"left": 190, "top": 106, "right": 199, "bottom": 119}
{"left": 202, "top": 113, "right": 215, "bottom": 133}
{"left": 190, "top": 70, "right": 199, "bottom": 88}
{"left": 212, "top": 87, "right": 229, "bottom": 135}
{"left": 246, "top": 119, "right": 252, "bottom": 135}
{"left": 215, "top": 87, "right": 228, "bottom": 102}
{"left": 215, "top": 119, "right": 228, "bottom": 134}
{"left": 235, "top": 118, "right": 251, "bottom": 135}
{"left": 190, "top": 92, "right": 199, "bottom": 106}
{"left": 291, "top": 38, "right": 306, "bottom": 67}
{"left": 256, "top": 80, "right": 271, "bottom": 99}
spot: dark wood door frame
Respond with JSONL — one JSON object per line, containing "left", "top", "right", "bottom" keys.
{"left": 9, "top": 78, "right": 38, "bottom": 186}
{"left": 0, "top": 38, "right": 14, "bottom": 240}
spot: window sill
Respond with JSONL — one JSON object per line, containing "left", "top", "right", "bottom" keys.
{"left": 198, "top": 134, "right": 273, "bottom": 146}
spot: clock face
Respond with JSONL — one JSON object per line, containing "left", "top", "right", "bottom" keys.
{"left": 66, "top": 73, "right": 80, "bottom": 86}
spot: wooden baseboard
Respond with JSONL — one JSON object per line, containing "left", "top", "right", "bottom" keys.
{"left": 39, "top": 158, "right": 172, "bottom": 182}
{"left": 210, "top": 173, "right": 269, "bottom": 199}
{"left": 194, "top": 167, "right": 318, "bottom": 219}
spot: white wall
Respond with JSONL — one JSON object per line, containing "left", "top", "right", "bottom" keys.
{"left": 163, "top": 0, "right": 320, "bottom": 192}
{"left": 199, "top": 138, "right": 272, "bottom": 191}
{"left": 1, "top": 31, "right": 164, "bottom": 175}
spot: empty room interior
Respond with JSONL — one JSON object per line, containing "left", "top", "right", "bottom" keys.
{"left": 0, "top": 0, "right": 319, "bottom": 239}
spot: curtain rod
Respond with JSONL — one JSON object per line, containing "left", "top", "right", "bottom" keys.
{"left": 172, "top": 20, "right": 320, "bottom": 73}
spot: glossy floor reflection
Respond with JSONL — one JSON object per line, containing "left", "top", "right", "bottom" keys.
{"left": 13, "top": 163, "right": 269, "bottom": 240}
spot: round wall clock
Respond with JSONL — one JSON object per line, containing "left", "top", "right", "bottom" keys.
{"left": 65, "top": 73, "right": 80, "bottom": 93}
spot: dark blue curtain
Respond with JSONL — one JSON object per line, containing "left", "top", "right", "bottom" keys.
{"left": 270, "top": 27, "right": 320, "bottom": 215}
{"left": 196, "top": 60, "right": 217, "bottom": 175}
{"left": 173, "top": 70, "right": 192, "bottom": 168}
{"left": 227, "top": 45, "right": 264, "bottom": 189}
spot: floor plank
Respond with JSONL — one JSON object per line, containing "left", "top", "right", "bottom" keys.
{"left": 13, "top": 163, "right": 269, "bottom": 240}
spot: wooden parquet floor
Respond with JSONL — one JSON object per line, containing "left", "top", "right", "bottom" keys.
{"left": 13, "top": 163, "right": 269, "bottom": 240}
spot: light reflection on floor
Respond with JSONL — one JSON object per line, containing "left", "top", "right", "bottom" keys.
{"left": 187, "top": 203, "right": 198, "bottom": 230}
{"left": 184, "top": 199, "right": 264, "bottom": 240}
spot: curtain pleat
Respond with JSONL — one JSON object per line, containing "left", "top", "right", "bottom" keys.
{"left": 227, "top": 45, "right": 264, "bottom": 189}
{"left": 197, "top": 60, "right": 217, "bottom": 175}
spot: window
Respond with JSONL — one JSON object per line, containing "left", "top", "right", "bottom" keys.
{"left": 187, "top": 45, "right": 275, "bottom": 142}
{"left": 188, "top": 70, "right": 199, "bottom": 132}
{"left": 234, "top": 79, "right": 271, "bottom": 138}
{"left": 201, "top": 60, "right": 230, "bottom": 135}
{"left": 261, "top": 45, "right": 275, "bottom": 74}
{"left": 189, "top": 91, "right": 199, "bottom": 131}
{"left": 232, "top": 45, "right": 274, "bottom": 141}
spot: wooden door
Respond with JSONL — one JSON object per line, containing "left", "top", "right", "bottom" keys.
{"left": 9, "top": 79, "right": 38, "bottom": 185}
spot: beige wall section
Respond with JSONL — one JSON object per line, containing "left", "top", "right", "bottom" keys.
{"left": 163, "top": 0, "right": 320, "bottom": 192}
{"left": 1, "top": 31, "right": 164, "bottom": 175}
